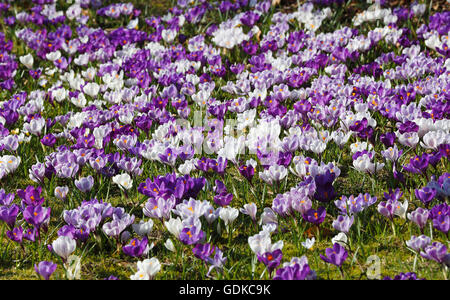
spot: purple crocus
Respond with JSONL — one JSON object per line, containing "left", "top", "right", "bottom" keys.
{"left": 320, "top": 243, "right": 348, "bottom": 267}
{"left": 23, "top": 205, "right": 51, "bottom": 229}
{"left": 420, "top": 242, "right": 448, "bottom": 264}
{"left": 179, "top": 226, "right": 205, "bottom": 245}
{"left": 432, "top": 214, "right": 449, "bottom": 235}
{"left": 193, "top": 243, "right": 215, "bottom": 261}
{"left": 0, "top": 204, "right": 20, "bottom": 228}
{"left": 239, "top": 164, "right": 255, "bottom": 183}
{"left": 122, "top": 236, "right": 149, "bottom": 258}
{"left": 303, "top": 207, "right": 326, "bottom": 226}
{"left": 415, "top": 187, "right": 436, "bottom": 207}
{"left": 258, "top": 249, "right": 283, "bottom": 276}
{"left": 383, "top": 272, "right": 424, "bottom": 280}
{"left": 34, "top": 261, "right": 57, "bottom": 280}
{"left": 41, "top": 134, "right": 57, "bottom": 147}
{"left": 24, "top": 227, "right": 37, "bottom": 242}
{"left": 17, "top": 186, "right": 45, "bottom": 207}
{"left": 380, "top": 132, "right": 396, "bottom": 147}
{"left": 6, "top": 226, "right": 23, "bottom": 243}
{"left": 273, "top": 263, "right": 311, "bottom": 280}
{"left": 214, "top": 192, "right": 233, "bottom": 207}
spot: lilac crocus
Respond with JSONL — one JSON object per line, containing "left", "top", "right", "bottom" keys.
{"left": 332, "top": 215, "right": 354, "bottom": 234}
{"left": 34, "top": 261, "right": 57, "bottom": 280}
{"left": 407, "top": 207, "right": 429, "bottom": 232}
{"left": 377, "top": 200, "right": 397, "bottom": 220}
{"left": 320, "top": 243, "right": 348, "bottom": 267}
{"left": 54, "top": 186, "right": 69, "bottom": 201}
{"left": 406, "top": 235, "right": 431, "bottom": 252}
{"left": 74, "top": 176, "right": 94, "bottom": 193}
{"left": 193, "top": 243, "right": 215, "bottom": 261}
{"left": 420, "top": 242, "right": 448, "bottom": 264}
{"left": 383, "top": 272, "right": 424, "bottom": 280}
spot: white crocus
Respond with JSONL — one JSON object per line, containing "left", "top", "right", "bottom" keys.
{"left": 164, "top": 217, "right": 183, "bottom": 239}
{"left": 248, "top": 230, "right": 284, "bottom": 256}
{"left": 19, "top": 53, "right": 34, "bottom": 69}
{"left": 219, "top": 207, "right": 239, "bottom": 227}
{"left": 394, "top": 200, "right": 409, "bottom": 219}
{"left": 52, "top": 236, "right": 76, "bottom": 261}
{"left": 83, "top": 82, "right": 100, "bottom": 98}
{"left": 301, "top": 237, "right": 315, "bottom": 250}
{"left": 136, "top": 258, "right": 161, "bottom": 279}
{"left": 112, "top": 173, "right": 133, "bottom": 190}
{"left": 132, "top": 219, "right": 154, "bottom": 237}
{"left": 164, "top": 239, "right": 176, "bottom": 252}
{"left": 331, "top": 232, "right": 348, "bottom": 247}
{"left": 46, "top": 50, "right": 61, "bottom": 62}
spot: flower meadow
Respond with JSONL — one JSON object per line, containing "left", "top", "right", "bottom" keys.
{"left": 0, "top": 0, "right": 449, "bottom": 281}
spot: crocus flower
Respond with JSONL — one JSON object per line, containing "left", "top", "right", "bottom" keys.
{"left": 239, "top": 164, "right": 255, "bottom": 182}
{"left": 52, "top": 236, "right": 76, "bottom": 262}
{"left": 415, "top": 187, "right": 436, "bottom": 207}
{"left": 112, "top": 173, "right": 133, "bottom": 190}
{"left": 303, "top": 207, "right": 326, "bottom": 225}
{"left": 164, "top": 217, "right": 183, "bottom": 239}
{"left": 320, "top": 243, "right": 348, "bottom": 267}
{"left": 0, "top": 204, "right": 19, "bottom": 228}
{"left": 273, "top": 262, "right": 311, "bottom": 280}
{"left": 17, "top": 186, "right": 44, "bottom": 207}
{"left": 23, "top": 205, "right": 51, "bottom": 228}
{"left": 214, "top": 192, "right": 233, "bottom": 207}
{"left": 54, "top": 186, "right": 69, "bottom": 201}
{"left": 34, "top": 261, "right": 57, "bottom": 280}
{"left": 301, "top": 237, "right": 315, "bottom": 250}
{"left": 123, "top": 236, "right": 149, "bottom": 258}
{"left": 240, "top": 203, "right": 257, "bottom": 222}
{"left": 193, "top": 243, "right": 215, "bottom": 261}
{"left": 138, "top": 257, "right": 161, "bottom": 277}
{"left": 74, "top": 176, "right": 94, "bottom": 193}
{"left": 407, "top": 207, "right": 429, "bottom": 232}
{"left": 432, "top": 214, "right": 449, "bottom": 234}
{"left": 405, "top": 235, "right": 431, "bottom": 252}
{"left": 179, "top": 226, "right": 205, "bottom": 245}
{"left": 420, "top": 242, "right": 448, "bottom": 264}
{"left": 164, "top": 239, "right": 176, "bottom": 252}
{"left": 383, "top": 272, "right": 424, "bottom": 280}
{"left": 219, "top": 207, "right": 239, "bottom": 227}
{"left": 132, "top": 219, "right": 154, "bottom": 237}
{"left": 258, "top": 249, "right": 283, "bottom": 276}
{"left": 7, "top": 226, "right": 23, "bottom": 243}
{"left": 332, "top": 215, "right": 354, "bottom": 234}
